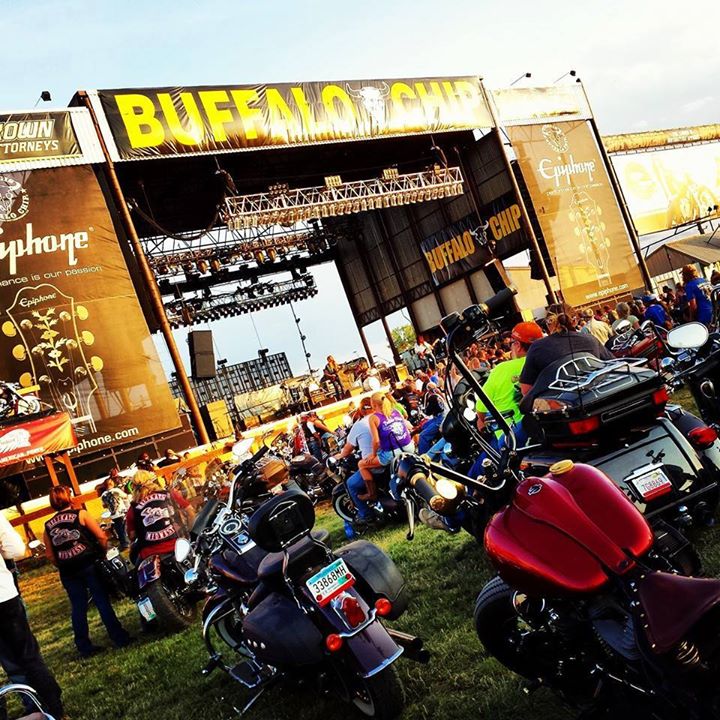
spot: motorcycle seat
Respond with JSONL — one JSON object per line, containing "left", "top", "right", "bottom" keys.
{"left": 637, "top": 571, "right": 720, "bottom": 653}
{"left": 256, "top": 530, "right": 330, "bottom": 583}
{"left": 210, "top": 548, "right": 261, "bottom": 587}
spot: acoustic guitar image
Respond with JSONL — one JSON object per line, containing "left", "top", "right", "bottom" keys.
{"left": 3, "top": 283, "right": 103, "bottom": 437}
{"left": 569, "top": 190, "right": 611, "bottom": 286}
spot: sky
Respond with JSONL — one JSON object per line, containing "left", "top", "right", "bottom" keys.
{"left": 3, "top": 0, "right": 720, "bottom": 376}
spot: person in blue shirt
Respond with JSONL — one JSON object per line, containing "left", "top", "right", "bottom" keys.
{"left": 682, "top": 264, "right": 714, "bottom": 326}
{"left": 641, "top": 294, "right": 671, "bottom": 328}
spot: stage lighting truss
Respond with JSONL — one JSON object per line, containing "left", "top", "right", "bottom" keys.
{"left": 164, "top": 274, "right": 318, "bottom": 328}
{"left": 223, "top": 166, "right": 465, "bottom": 230}
{"left": 144, "top": 223, "right": 335, "bottom": 279}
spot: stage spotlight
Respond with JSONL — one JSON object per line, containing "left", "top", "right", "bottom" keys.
{"left": 197, "top": 259, "right": 209, "bottom": 274}
{"left": 210, "top": 258, "right": 222, "bottom": 273}
{"left": 382, "top": 167, "right": 399, "bottom": 180}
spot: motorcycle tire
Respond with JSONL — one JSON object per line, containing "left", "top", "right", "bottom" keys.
{"left": 350, "top": 665, "right": 405, "bottom": 720}
{"left": 474, "top": 576, "right": 546, "bottom": 679}
{"left": 333, "top": 489, "right": 359, "bottom": 523}
{"left": 146, "top": 578, "right": 197, "bottom": 632}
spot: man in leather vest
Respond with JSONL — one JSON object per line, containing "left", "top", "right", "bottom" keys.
{"left": 43, "top": 485, "right": 130, "bottom": 659}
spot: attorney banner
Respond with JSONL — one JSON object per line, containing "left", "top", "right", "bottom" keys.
{"left": 507, "top": 120, "right": 644, "bottom": 305}
{"left": 0, "top": 163, "right": 179, "bottom": 457}
{"left": 0, "top": 413, "right": 76, "bottom": 468}
{"left": 0, "top": 111, "right": 81, "bottom": 164}
{"left": 92, "top": 77, "right": 493, "bottom": 160}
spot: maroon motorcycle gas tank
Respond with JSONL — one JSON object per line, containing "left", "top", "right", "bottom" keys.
{"left": 485, "top": 461, "right": 653, "bottom": 596}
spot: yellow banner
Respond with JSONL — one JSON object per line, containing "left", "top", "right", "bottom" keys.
{"left": 95, "top": 77, "right": 493, "bottom": 160}
{"left": 610, "top": 143, "right": 720, "bottom": 235}
{"left": 604, "top": 124, "right": 720, "bottom": 153}
{"left": 493, "top": 85, "right": 592, "bottom": 126}
{"left": 507, "top": 120, "right": 644, "bottom": 305}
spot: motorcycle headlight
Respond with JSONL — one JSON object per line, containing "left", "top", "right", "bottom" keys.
{"left": 174, "top": 538, "right": 192, "bottom": 563}
{"left": 435, "top": 478, "right": 459, "bottom": 500}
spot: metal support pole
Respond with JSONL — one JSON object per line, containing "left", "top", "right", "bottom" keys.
{"left": 478, "top": 81, "right": 557, "bottom": 304}
{"left": 76, "top": 91, "right": 209, "bottom": 444}
{"left": 577, "top": 82, "right": 653, "bottom": 289}
{"left": 333, "top": 256, "right": 373, "bottom": 363}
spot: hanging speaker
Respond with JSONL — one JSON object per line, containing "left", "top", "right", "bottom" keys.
{"left": 189, "top": 330, "right": 216, "bottom": 379}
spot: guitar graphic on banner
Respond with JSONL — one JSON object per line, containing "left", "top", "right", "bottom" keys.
{"left": 2, "top": 283, "right": 103, "bottom": 437}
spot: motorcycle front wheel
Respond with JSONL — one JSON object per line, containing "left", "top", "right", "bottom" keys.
{"left": 333, "top": 489, "right": 359, "bottom": 523}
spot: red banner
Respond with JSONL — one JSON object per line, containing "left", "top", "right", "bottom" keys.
{"left": 0, "top": 412, "right": 77, "bottom": 468}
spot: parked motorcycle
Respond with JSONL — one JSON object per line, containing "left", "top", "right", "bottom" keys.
{"left": 327, "top": 454, "right": 407, "bottom": 529}
{"left": 0, "top": 683, "right": 56, "bottom": 720}
{"left": 187, "top": 444, "right": 426, "bottom": 719}
{"left": 396, "top": 289, "right": 720, "bottom": 718}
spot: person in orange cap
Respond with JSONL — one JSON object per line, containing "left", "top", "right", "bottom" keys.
{"left": 473, "top": 321, "right": 544, "bottom": 451}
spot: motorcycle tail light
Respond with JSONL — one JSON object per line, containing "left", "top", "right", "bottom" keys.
{"left": 375, "top": 598, "right": 393, "bottom": 617}
{"left": 688, "top": 426, "right": 718, "bottom": 450}
{"left": 567, "top": 416, "right": 601, "bottom": 435}
{"left": 341, "top": 595, "right": 366, "bottom": 628}
{"left": 652, "top": 387, "right": 669, "bottom": 407}
{"left": 325, "top": 633, "right": 344, "bottom": 652}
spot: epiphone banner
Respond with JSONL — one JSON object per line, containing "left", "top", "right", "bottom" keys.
{"left": 0, "top": 413, "right": 76, "bottom": 468}
{"left": 0, "top": 163, "right": 179, "bottom": 459}
{"left": 94, "top": 77, "right": 493, "bottom": 160}
{"left": 0, "top": 111, "right": 81, "bottom": 164}
{"left": 507, "top": 120, "right": 644, "bottom": 306}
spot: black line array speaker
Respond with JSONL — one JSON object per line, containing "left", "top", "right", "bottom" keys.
{"left": 189, "top": 330, "right": 216, "bottom": 379}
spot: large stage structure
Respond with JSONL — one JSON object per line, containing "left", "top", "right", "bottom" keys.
{"left": 0, "top": 75, "right": 656, "bottom": 499}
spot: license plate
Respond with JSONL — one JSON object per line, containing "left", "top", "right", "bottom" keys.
{"left": 306, "top": 558, "right": 354, "bottom": 607}
{"left": 630, "top": 467, "right": 673, "bottom": 500}
{"left": 106, "top": 547, "right": 120, "bottom": 560}
{"left": 137, "top": 597, "right": 156, "bottom": 622}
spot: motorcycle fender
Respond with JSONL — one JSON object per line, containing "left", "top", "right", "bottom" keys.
{"left": 346, "top": 623, "right": 403, "bottom": 678}
{"left": 137, "top": 555, "right": 161, "bottom": 589}
{"left": 316, "top": 588, "right": 403, "bottom": 678}
{"left": 332, "top": 483, "right": 348, "bottom": 502}
{"left": 202, "top": 589, "right": 231, "bottom": 626}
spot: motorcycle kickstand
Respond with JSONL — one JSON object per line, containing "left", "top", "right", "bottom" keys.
{"left": 223, "top": 687, "right": 266, "bottom": 718}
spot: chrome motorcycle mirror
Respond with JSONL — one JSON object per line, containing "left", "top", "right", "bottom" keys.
{"left": 614, "top": 319, "right": 632, "bottom": 335}
{"left": 175, "top": 537, "right": 192, "bottom": 563}
{"left": 667, "top": 322, "right": 709, "bottom": 350}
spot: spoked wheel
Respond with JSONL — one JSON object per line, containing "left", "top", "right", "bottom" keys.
{"left": 333, "top": 665, "right": 405, "bottom": 720}
{"left": 333, "top": 489, "right": 359, "bottom": 523}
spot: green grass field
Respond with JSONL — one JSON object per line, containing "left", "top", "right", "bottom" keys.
{"left": 7, "top": 388, "right": 717, "bottom": 720}
{"left": 12, "top": 504, "right": 720, "bottom": 720}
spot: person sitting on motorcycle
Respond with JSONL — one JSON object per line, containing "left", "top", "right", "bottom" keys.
{"left": 471, "top": 322, "right": 544, "bottom": 475}
{"left": 417, "top": 382, "right": 446, "bottom": 454}
{"left": 43, "top": 485, "right": 131, "bottom": 658}
{"left": 125, "top": 470, "right": 195, "bottom": 565}
{"left": 612, "top": 301, "right": 640, "bottom": 333}
{"left": 519, "top": 310, "right": 614, "bottom": 397}
{"left": 302, "top": 412, "right": 335, "bottom": 462}
{"left": 358, "top": 392, "right": 415, "bottom": 501}
{"left": 334, "top": 399, "right": 376, "bottom": 524}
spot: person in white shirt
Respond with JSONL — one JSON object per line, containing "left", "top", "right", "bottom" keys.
{"left": 0, "top": 513, "right": 63, "bottom": 719}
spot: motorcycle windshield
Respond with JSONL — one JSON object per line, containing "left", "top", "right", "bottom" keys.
{"left": 486, "top": 463, "right": 653, "bottom": 596}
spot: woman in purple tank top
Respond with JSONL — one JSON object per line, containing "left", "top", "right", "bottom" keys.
{"left": 358, "top": 392, "right": 415, "bottom": 500}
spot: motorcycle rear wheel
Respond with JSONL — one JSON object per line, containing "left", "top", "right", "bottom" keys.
{"left": 333, "top": 489, "right": 359, "bottom": 523}
{"left": 349, "top": 665, "right": 405, "bottom": 720}
{"left": 146, "top": 578, "right": 196, "bottom": 632}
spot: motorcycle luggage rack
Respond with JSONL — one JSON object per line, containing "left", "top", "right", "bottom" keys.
{"left": 547, "top": 357, "right": 649, "bottom": 394}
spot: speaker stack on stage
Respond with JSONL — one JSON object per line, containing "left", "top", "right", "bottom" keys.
{"left": 189, "top": 330, "right": 216, "bottom": 379}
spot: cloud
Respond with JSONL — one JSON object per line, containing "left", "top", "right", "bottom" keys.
{"left": 632, "top": 119, "right": 649, "bottom": 129}
{"left": 683, "top": 96, "right": 715, "bottom": 113}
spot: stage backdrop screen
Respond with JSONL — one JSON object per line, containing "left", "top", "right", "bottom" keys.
{"left": 609, "top": 141, "right": 720, "bottom": 235}
{"left": 507, "top": 120, "right": 644, "bottom": 306}
{"left": 0, "top": 163, "right": 179, "bottom": 456}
